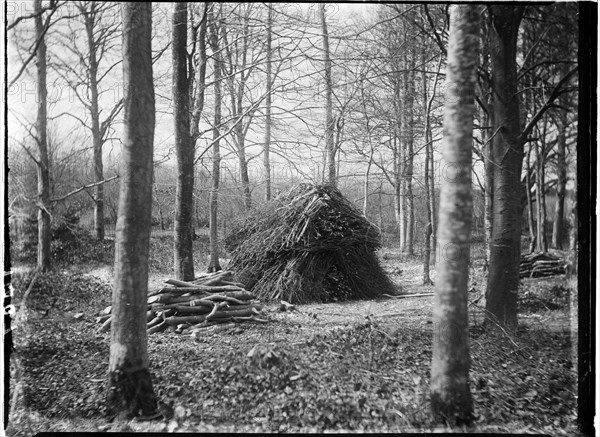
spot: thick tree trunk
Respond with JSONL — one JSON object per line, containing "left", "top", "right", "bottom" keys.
{"left": 208, "top": 15, "right": 222, "bottom": 273}
{"left": 484, "top": 6, "right": 524, "bottom": 332}
{"left": 172, "top": 2, "right": 196, "bottom": 281}
{"left": 430, "top": 4, "right": 478, "bottom": 425}
{"left": 34, "top": 0, "right": 51, "bottom": 272}
{"left": 107, "top": 2, "right": 158, "bottom": 419}
{"left": 320, "top": 4, "right": 335, "bottom": 186}
{"left": 552, "top": 94, "right": 568, "bottom": 249}
{"left": 264, "top": 3, "right": 273, "bottom": 202}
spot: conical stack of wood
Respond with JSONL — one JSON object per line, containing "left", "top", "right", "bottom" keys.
{"left": 96, "top": 271, "right": 267, "bottom": 336}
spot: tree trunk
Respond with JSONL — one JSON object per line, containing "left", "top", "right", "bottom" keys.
{"left": 320, "top": 4, "right": 335, "bottom": 186}
{"left": 83, "top": 6, "right": 105, "bottom": 242}
{"left": 534, "top": 128, "right": 547, "bottom": 253}
{"left": 403, "top": 52, "right": 415, "bottom": 256}
{"left": 208, "top": 13, "right": 222, "bottom": 273}
{"left": 525, "top": 147, "right": 536, "bottom": 253}
{"left": 430, "top": 4, "right": 478, "bottom": 425}
{"left": 484, "top": 6, "right": 524, "bottom": 332}
{"left": 34, "top": 0, "right": 51, "bottom": 272}
{"left": 552, "top": 93, "right": 568, "bottom": 249}
{"left": 172, "top": 2, "right": 196, "bottom": 281}
{"left": 264, "top": 2, "right": 273, "bottom": 202}
{"left": 483, "top": 112, "right": 493, "bottom": 268}
{"left": 107, "top": 2, "right": 158, "bottom": 419}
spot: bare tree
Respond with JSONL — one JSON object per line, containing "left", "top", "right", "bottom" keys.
{"left": 320, "top": 4, "right": 335, "bottom": 186}
{"left": 430, "top": 4, "right": 478, "bottom": 425}
{"left": 172, "top": 2, "right": 195, "bottom": 280}
{"left": 34, "top": 0, "right": 51, "bottom": 271}
{"left": 207, "top": 6, "right": 222, "bottom": 272}
{"left": 106, "top": 2, "right": 158, "bottom": 419}
{"left": 263, "top": 2, "right": 273, "bottom": 201}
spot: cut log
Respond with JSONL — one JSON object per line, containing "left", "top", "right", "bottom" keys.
{"left": 147, "top": 320, "right": 168, "bottom": 335}
{"left": 96, "top": 314, "right": 111, "bottom": 324}
{"left": 98, "top": 317, "right": 111, "bottom": 332}
{"left": 165, "top": 307, "right": 260, "bottom": 326}
{"left": 147, "top": 316, "right": 163, "bottom": 329}
{"left": 381, "top": 293, "right": 434, "bottom": 299}
{"left": 193, "top": 271, "right": 234, "bottom": 285}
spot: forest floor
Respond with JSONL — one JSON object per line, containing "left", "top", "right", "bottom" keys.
{"left": 6, "top": 237, "right": 581, "bottom": 435}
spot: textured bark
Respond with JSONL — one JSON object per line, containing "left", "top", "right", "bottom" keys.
{"left": 525, "top": 148, "right": 536, "bottom": 253}
{"left": 320, "top": 4, "right": 335, "bottom": 186}
{"left": 403, "top": 53, "right": 415, "bottom": 256}
{"left": 34, "top": 0, "right": 51, "bottom": 272}
{"left": 551, "top": 93, "right": 568, "bottom": 249}
{"left": 430, "top": 4, "right": 478, "bottom": 425}
{"left": 484, "top": 6, "right": 524, "bottom": 332}
{"left": 208, "top": 12, "right": 222, "bottom": 273}
{"left": 107, "top": 2, "right": 158, "bottom": 419}
{"left": 172, "top": 2, "right": 196, "bottom": 281}
{"left": 534, "top": 134, "right": 547, "bottom": 253}
{"left": 264, "top": 3, "right": 273, "bottom": 201}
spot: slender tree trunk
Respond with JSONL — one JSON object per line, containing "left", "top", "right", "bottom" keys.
{"left": 208, "top": 15, "right": 222, "bottom": 273}
{"left": 525, "top": 147, "right": 536, "bottom": 253}
{"left": 403, "top": 54, "right": 415, "bottom": 256}
{"left": 264, "top": 2, "right": 273, "bottom": 201}
{"left": 107, "top": 2, "right": 158, "bottom": 419}
{"left": 82, "top": 8, "right": 105, "bottom": 241}
{"left": 172, "top": 2, "right": 196, "bottom": 281}
{"left": 422, "top": 54, "right": 433, "bottom": 285}
{"left": 320, "top": 4, "right": 335, "bottom": 186}
{"left": 430, "top": 4, "right": 478, "bottom": 425}
{"left": 34, "top": 0, "right": 51, "bottom": 272}
{"left": 484, "top": 6, "right": 524, "bottom": 332}
{"left": 534, "top": 134, "right": 547, "bottom": 253}
{"left": 483, "top": 111, "right": 493, "bottom": 268}
{"left": 552, "top": 94, "right": 567, "bottom": 249}
{"left": 191, "top": 3, "right": 208, "bottom": 140}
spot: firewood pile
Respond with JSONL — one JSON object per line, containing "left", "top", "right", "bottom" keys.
{"left": 225, "top": 183, "right": 396, "bottom": 304}
{"left": 96, "top": 271, "right": 267, "bottom": 336}
{"left": 520, "top": 252, "right": 566, "bottom": 278}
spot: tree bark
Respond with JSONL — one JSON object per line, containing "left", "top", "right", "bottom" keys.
{"left": 264, "top": 2, "right": 273, "bottom": 202}
{"left": 172, "top": 2, "right": 196, "bottom": 281}
{"left": 107, "top": 2, "right": 158, "bottom": 420}
{"left": 208, "top": 11, "right": 222, "bottom": 273}
{"left": 34, "top": 0, "right": 51, "bottom": 272}
{"left": 403, "top": 52, "right": 415, "bottom": 256}
{"left": 320, "top": 4, "right": 335, "bottom": 186}
{"left": 525, "top": 147, "right": 536, "bottom": 253}
{"left": 551, "top": 93, "right": 568, "bottom": 249}
{"left": 430, "top": 4, "right": 478, "bottom": 425}
{"left": 484, "top": 5, "right": 524, "bottom": 332}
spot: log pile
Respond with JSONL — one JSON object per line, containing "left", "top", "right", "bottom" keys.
{"left": 520, "top": 252, "right": 566, "bottom": 278}
{"left": 96, "top": 271, "right": 268, "bottom": 336}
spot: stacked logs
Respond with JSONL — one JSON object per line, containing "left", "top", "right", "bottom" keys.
{"left": 520, "top": 252, "right": 566, "bottom": 278}
{"left": 96, "top": 271, "right": 268, "bottom": 336}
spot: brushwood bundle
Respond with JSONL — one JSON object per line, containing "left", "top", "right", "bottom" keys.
{"left": 225, "top": 183, "right": 396, "bottom": 304}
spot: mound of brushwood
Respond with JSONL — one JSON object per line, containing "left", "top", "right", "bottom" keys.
{"left": 225, "top": 183, "right": 396, "bottom": 304}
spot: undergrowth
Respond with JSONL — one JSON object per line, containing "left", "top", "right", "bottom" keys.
{"left": 7, "top": 272, "right": 579, "bottom": 435}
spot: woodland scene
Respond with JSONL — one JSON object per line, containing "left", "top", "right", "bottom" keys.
{"left": 5, "top": 2, "right": 593, "bottom": 435}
